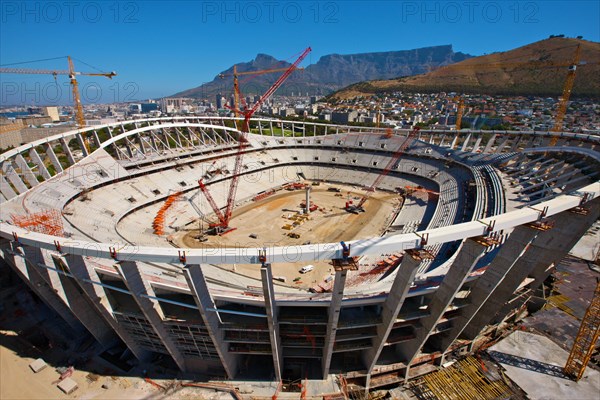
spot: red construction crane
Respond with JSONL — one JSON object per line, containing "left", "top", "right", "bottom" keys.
{"left": 346, "top": 126, "right": 420, "bottom": 213}
{"left": 198, "top": 47, "right": 312, "bottom": 233}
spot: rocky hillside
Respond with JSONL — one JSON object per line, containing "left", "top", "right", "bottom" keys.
{"left": 328, "top": 38, "right": 600, "bottom": 99}
{"left": 170, "top": 45, "right": 472, "bottom": 99}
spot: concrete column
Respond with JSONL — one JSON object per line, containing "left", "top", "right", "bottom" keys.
{"left": 77, "top": 133, "right": 89, "bottom": 157}
{"left": 15, "top": 154, "right": 39, "bottom": 188}
{"left": 4, "top": 164, "right": 28, "bottom": 194}
{"left": 184, "top": 264, "right": 239, "bottom": 379}
{"left": 0, "top": 175, "right": 17, "bottom": 200}
{"left": 509, "top": 136, "right": 522, "bottom": 152}
{"left": 482, "top": 134, "right": 496, "bottom": 154}
{"left": 45, "top": 143, "right": 63, "bottom": 174}
{"left": 28, "top": 147, "right": 51, "bottom": 180}
{"left": 494, "top": 137, "right": 510, "bottom": 154}
{"left": 363, "top": 252, "right": 421, "bottom": 373}
{"left": 115, "top": 261, "right": 187, "bottom": 372}
{"left": 472, "top": 136, "right": 482, "bottom": 153}
{"left": 462, "top": 203, "right": 599, "bottom": 339}
{"left": 527, "top": 198, "right": 600, "bottom": 293}
{"left": 460, "top": 134, "right": 472, "bottom": 152}
{"left": 63, "top": 254, "right": 150, "bottom": 362}
{"left": 435, "top": 226, "right": 539, "bottom": 353}
{"left": 42, "top": 254, "right": 117, "bottom": 347}
{"left": 1, "top": 242, "right": 82, "bottom": 330}
{"left": 322, "top": 269, "right": 348, "bottom": 378}
{"left": 59, "top": 137, "right": 76, "bottom": 165}
{"left": 261, "top": 263, "right": 283, "bottom": 382}
{"left": 398, "top": 239, "right": 487, "bottom": 364}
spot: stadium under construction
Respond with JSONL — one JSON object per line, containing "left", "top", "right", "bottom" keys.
{"left": 0, "top": 116, "right": 599, "bottom": 391}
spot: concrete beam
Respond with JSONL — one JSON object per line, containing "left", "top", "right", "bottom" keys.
{"left": 363, "top": 252, "right": 421, "bottom": 373}
{"left": 116, "top": 261, "right": 187, "bottom": 372}
{"left": 322, "top": 269, "right": 348, "bottom": 378}
{"left": 184, "top": 264, "right": 239, "bottom": 379}
{"left": 0, "top": 175, "right": 17, "bottom": 200}
{"left": 398, "top": 239, "right": 487, "bottom": 363}
{"left": 261, "top": 263, "right": 283, "bottom": 382}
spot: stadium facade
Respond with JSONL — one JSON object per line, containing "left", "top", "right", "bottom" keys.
{"left": 0, "top": 117, "right": 598, "bottom": 388}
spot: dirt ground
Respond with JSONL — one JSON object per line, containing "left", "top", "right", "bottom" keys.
{"left": 175, "top": 184, "right": 402, "bottom": 289}
{"left": 177, "top": 185, "right": 401, "bottom": 249}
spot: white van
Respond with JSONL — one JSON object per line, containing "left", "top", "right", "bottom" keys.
{"left": 299, "top": 265, "right": 314, "bottom": 274}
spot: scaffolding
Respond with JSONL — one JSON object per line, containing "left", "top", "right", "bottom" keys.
{"left": 409, "top": 357, "right": 512, "bottom": 400}
{"left": 564, "top": 280, "right": 600, "bottom": 381}
{"left": 11, "top": 209, "right": 64, "bottom": 236}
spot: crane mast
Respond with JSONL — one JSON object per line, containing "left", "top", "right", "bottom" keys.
{"left": 0, "top": 56, "right": 116, "bottom": 129}
{"left": 198, "top": 47, "right": 312, "bottom": 233}
{"left": 346, "top": 126, "right": 420, "bottom": 213}
{"left": 550, "top": 44, "right": 582, "bottom": 143}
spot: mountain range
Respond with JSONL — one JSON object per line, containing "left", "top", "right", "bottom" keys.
{"left": 170, "top": 45, "right": 472, "bottom": 99}
{"left": 328, "top": 38, "right": 600, "bottom": 99}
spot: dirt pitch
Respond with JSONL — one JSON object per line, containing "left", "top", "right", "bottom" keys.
{"left": 178, "top": 185, "right": 400, "bottom": 249}
{"left": 175, "top": 184, "right": 403, "bottom": 289}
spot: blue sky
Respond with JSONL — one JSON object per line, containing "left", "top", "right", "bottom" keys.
{"left": 1, "top": 0, "right": 599, "bottom": 105}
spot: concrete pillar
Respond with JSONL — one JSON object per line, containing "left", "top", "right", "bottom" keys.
{"left": 15, "top": 154, "right": 39, "bottom": 188}
{"left": 184, "top": 264, "right": 239, "bottom": 379}
{"left": 4, "top": 164, "right": 28, "bottom": 194}
{"left": 45, "top": 143, "right": 63, "bottom": 174}
{"left": 363, "top": 252, "right": 421, "bottom": 373}
{"left": 0, "top": 175, "right": 17, "bottom": 199}
{"left": 482, "top": 134, "right": 496, "bottom": 154}
{"left": 115, "top": 261, "right": 187, "bottom": 372}
{"left": 472, "top": 136, "right": 482, "bottom": 153}
{"left": 460, "top": 134, "right": 471, "bottom": 152}
{"left": 261, "top": 263, "right": 283, "bottom": 382}
{"left": 48, "top": 255, "right": 117, "bottom": 347}
{"left": 28, "top": 147, "right": 51, "bottom": 180}
{"left": 322, "top": 269, "right": 348, "bottom": 378}
{"left": 509, "top": 136, "right": 522, "bottom": 152}
{"left": 77, "top": 133, "right": 89, "bottom": 157}
{"left": 462, "top": 203, "right": 599, "bottom": 339}
{"left": 435, "top": 226, "right": 539, "bottom": 353}
{"left": 59, "top": 137, "right": 76, "bottom": 165}
{"left": 398, "top": 239, "right": 487, "bottom": 363}
{"left": 1, "top": 242, "right": 82, "bottom": 330}
{"left": 527, "top": 198, "right": 600, "bottom": 293}
{"left": 63, "top": 254, "right": 150, "bottom": 362}
{"left": 494, "top": 137, "right": 510, "bottom": 154}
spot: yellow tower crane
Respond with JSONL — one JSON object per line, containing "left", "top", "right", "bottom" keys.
{"left": 219, "top": 65, "right": 303, "bottom": 128}
{"left": 549, "top": 44, "right": 582, "bottom": 145}
{"left": 564, "top": 279, "right": 600, "bottom": 381}
{"left": 0, "top": 56, "right": 116, "bottom": 128}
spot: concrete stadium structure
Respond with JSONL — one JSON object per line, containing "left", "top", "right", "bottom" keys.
{"left": 0, "top": 117, "right": 599, "bottom": 389}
